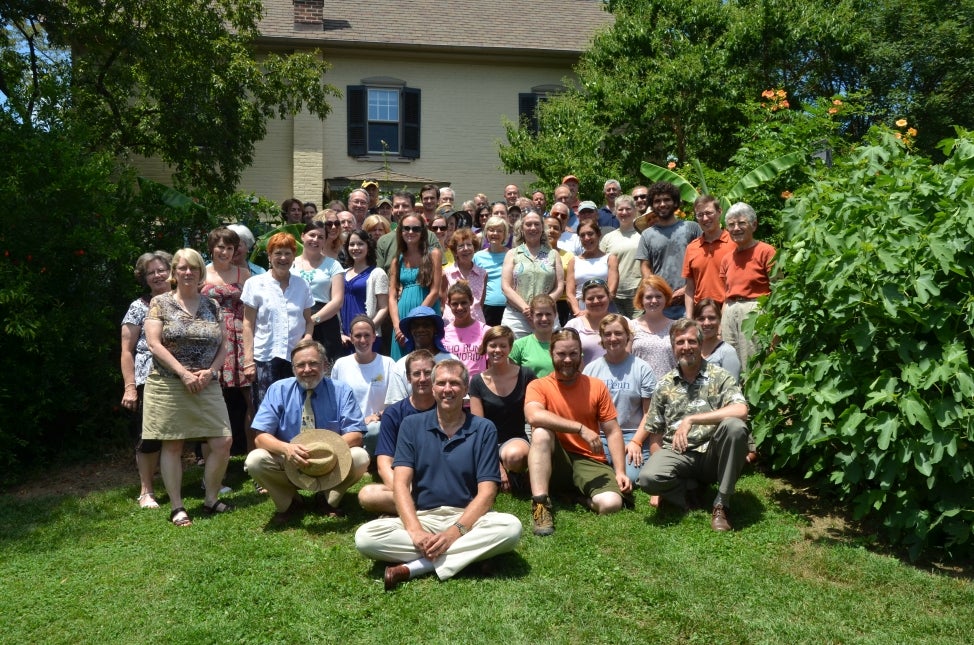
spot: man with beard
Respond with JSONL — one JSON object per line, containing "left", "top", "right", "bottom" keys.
{"left": 629, "top": 319, "right": 749, "bottom": 531}
{"left": 635, "top": 181, "right": 701, "bottom": 319}
{"left": 525, "top": 329, "right": 632, "bottom": 536}
{"left": 244, "top": 339, "right": 370, "bottom": 524}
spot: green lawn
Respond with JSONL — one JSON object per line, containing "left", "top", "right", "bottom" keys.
{"left": 2, "top": 459, "right": 971, "bottom": 644}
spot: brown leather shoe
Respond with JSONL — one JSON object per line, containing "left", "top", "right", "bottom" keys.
{"left": 271, "top": 496, "right": 304, "bottom": 526}
{"left": 384, "top": 564, "right": 410, "bottom": 591}
{"left": 711, "top": 503, "right": 733, "bottom": 531}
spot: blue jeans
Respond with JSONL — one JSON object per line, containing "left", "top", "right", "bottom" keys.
{"left": 602, "top": 429, "right": 649, "bottom": 484}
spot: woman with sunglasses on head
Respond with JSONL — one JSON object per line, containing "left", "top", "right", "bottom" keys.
{"left": 630, "top": 276, "right": 677, "bottom": 381}
{"left": 565, "top": 278, "right": 629, "bottom": 366}
{"left": 292, "top": 221, "right": 345, "bottom": 367}
{"left": 566, "top": 220, "right": 618, "bottom": 318}
{"left": 388, "top": 214, "right": 442, "bottom": 360}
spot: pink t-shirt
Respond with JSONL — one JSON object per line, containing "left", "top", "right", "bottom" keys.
{"left": 442, "top": 321, "right": 489, "bottom": 381}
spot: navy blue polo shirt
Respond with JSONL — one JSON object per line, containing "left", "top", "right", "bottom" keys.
{"left": 393, "top": 410, "right": 500, "bottom": 511}
{"left": 374, "top": 397, "right": 435, "bottom": 458}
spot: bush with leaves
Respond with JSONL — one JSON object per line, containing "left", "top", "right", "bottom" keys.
{"left": 747, "top": 124, "right": 974, "bottom": 558}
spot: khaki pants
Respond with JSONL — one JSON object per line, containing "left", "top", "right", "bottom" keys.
{"left": 245, "top": 447, "right": 370, "bottom": 511}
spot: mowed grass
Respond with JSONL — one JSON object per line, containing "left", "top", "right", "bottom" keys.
{"left": 2, "top": 458, "right": 972, "bottom": 645}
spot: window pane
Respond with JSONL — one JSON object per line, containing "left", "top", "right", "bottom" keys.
{"left": 368, "top": 123, "right": 399, "bottom": 153}
{"left": 368, "top": 88, "right": 399, "bottom": 122}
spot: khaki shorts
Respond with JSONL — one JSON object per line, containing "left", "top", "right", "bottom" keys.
{"left": 549, "top": 439, "right": 620, "bottom": 498}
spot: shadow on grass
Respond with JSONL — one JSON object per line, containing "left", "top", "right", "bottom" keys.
{"left": 767, "top": 471, "right": 974, "bottom": 579}
{"left": 640, "top": 489, "right": 765, "bottom": 530}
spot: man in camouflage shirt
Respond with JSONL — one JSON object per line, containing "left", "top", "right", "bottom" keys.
{"left": 627, "top": 318, "right": 749, "bottom": 531}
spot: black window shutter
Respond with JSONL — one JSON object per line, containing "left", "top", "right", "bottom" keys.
{"left": 519, "top": 93, "right": 539, "bottom": 134}
{"left": 347, "top": 85, "right": 367, "bottom": 157}
{"left": 401, "top": 87, "right": 421, "bottom": 159}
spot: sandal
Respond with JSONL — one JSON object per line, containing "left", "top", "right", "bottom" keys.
{"left": 137, "top": 493, "right": 160, "bottom": 509}
{"left": 254, "top": 481, "right": 268, "bottom": 495}
{"left": 170, "top": 507, "right": 192, "bottom": 527}
{"left": 202, "top": 499, "right": 234, "bottom": 515}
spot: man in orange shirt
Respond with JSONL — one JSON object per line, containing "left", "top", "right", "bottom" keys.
{"left": 524, "top": 329, "right": 632, "bottom": 536}
{"left": 683, "top": 195, "right": 734, "bottom": 318}
{"left": 719, "top": 202, "right": 775, "bottom": 373}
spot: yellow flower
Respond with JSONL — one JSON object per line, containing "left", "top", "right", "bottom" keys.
{"left": 896, "top": 118, "right": 908, "bottom": 128}
{"left": 895, "top": 132, "right": 903, "bottom": 140}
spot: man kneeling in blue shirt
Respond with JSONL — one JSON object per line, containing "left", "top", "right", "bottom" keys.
{"left": 355, "top": 359, "right": 522, "bottom": 590}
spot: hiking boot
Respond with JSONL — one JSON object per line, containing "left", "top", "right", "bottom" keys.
{"left": 532, "top": 495, "right": 555, "bottom": 536}
{"left": 711, "top": 503, "right": 733, "bottom": 532}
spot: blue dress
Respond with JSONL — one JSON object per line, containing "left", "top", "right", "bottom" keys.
{"left": 393, "top": 260, "right": 437, "bottom": 360}
{"left": 341, "top": 267, "right": 381, "bottom": 354}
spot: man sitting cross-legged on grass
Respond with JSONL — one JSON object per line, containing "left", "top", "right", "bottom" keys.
{"left": 244, "top": 339, "right": 370, "bottom": 525}
{"left": 628, "top": 318, "right": 749, "bottom": 531}
{"left": 525, "top": 328, "right": 632, "bottom": 537}
{"left": 357, "top": 350, "right": 437, "bottom": 515}
{"left": 355, "top": 359, "right": 522, "bottom": 590}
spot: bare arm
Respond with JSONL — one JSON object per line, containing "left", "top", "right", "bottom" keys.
{"left": 242, "top": 305, "right": 257, "bottom": 383}
{"left": 601, "top": 419, "right": 632, "bottom": 493}
{"left": 640, "top": 259, "right": 654, "bottom": 280}
{"left": 548, "top": 251, "right": 565, "bottom": 301}
{"left": 388, "top": 257, "right": 402, "bottom": 331}
{"left": 565, "top": 256, "right": 580, "bottom": 315}
{"left": 120, "top": 323, "right": 140, "bottom": 409}
{"left": 376, "top": 455, "right": 394, "bottom": 488}
{"left": 606, "top": 254, "right": 619, "bottom": 300}
{"left": 684, "top": 275, "right": 696, "bottom": 319}
{"left": 671, "top": 402, "right": 749, "bottom": 453}
{"left": 421, "top": 249, "right": 443, "bottom": 308}
{"left": 314, "top": 273, "right": 345, "bottom": 322}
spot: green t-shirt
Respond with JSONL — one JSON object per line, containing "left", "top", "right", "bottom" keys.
{"left": 511, "top": 334, "right": 553, "bottom": 378}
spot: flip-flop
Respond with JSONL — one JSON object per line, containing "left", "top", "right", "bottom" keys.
{"left": 137, "top": 493, "right": 160, "bottom": 509}
{"left": 170, "top": 507, "right": 192, "bottom": 527}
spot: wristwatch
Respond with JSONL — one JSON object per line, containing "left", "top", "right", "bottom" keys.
{"left": 453, "top": 521, "right": 468, "bottom": 536}
{"left": 210, "top": 369, "right": 219, "bottom": 380}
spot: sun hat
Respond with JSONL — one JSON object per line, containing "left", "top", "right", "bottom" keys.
{"left": 284, "top": 429, "right": 353, "bottom": 492}
{"left": 399, "top": 305, "right": 447, "bottom": 354}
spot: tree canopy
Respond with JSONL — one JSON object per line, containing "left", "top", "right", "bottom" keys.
{"left": 1, "top": 0, "right": 338, "bottom": 194}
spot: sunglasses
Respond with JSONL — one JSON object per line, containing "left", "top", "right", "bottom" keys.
{"left": 323, "top": 221, "right": 341, "bottom": 228}
{"left": 582, "top": 278, "right": 608, "bottom": 291}
{"left": 633, "top": 194, "right": 649, "bottom": 200}
{"left": 400, "top": 225, "right": 423, "bottom": 233}
{"left": 430, "top": 225, "right": 448, "bottom": 232}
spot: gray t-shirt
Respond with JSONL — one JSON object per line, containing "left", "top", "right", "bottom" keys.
{"left": 583, "top": 354, "right": 657, "bottom": 430}
{"left": 635, "top": 219, "right": 702, "bottom": 291}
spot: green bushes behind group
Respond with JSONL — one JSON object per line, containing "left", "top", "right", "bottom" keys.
{"left": 0, "top": 127, "right": 219, "bottom": 484}
{"left": 748, "top": 126, "right": 974, "bottom": 558}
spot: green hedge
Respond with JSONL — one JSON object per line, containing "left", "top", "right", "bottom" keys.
{"left": 748, "top": 126, "right": 974, "bottom": 558}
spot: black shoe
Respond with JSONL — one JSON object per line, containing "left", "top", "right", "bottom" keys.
{"left": 271, "top": 496, "right": 305, "bottom": 526}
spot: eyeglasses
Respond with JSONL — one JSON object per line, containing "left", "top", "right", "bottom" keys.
{"left": 633, "top": 194, "right": 649, "bottom": 200}
{"left": 323, "top": 221, "right": 340, "bottom": 228}
{"left": 400, "top": 225, "right": 423, "bottom": 233}
{"left": 430, "top": 225, "right": 448, "bottom": 232}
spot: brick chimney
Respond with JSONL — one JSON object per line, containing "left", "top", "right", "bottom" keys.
{"left": 294, "top": 0, "right": 324, "bottom": 24}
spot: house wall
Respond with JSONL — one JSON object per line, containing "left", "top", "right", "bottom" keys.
{"left": 137, "top": 50, "right": 576, "bottom": 207}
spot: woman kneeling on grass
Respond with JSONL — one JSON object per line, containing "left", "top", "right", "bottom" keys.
{"left": 469, "top": 325, "right": 536, "bottom": 493}
{"left": 143, "top": 248, "right": 233, "bottom": 527}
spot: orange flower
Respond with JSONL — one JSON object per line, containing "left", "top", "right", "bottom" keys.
{"left": 896, "top": 118, "right": 908, "bottom": 128}
{"left": 775, "top": 89, "right": 787, "bottom": 99}
{"left": 761, "top": 89, "right": 775, "bottom": 99}
{"left": 832, "top": 99, "right": 843, "bottom": 106}
{"left": 779, "top": 100, "right": 790, "bottom": 109}
{"left": 667, "top": 161, "right": 677, "bottom": 170}
{"left": 828, "top": 107, "right": 838, "bottom": 115}
{"left": 895, "top": 132, "right": 903, "bottom": 140}
{"left": 781, "top": 190, "right": 793, "bottom": 199}
{"left": 907, "top": 128, "right": 917, "bottom": 137}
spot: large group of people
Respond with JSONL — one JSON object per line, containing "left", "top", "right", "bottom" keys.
{"left": 120, "top": 177, "right": 774, "bottom": 589}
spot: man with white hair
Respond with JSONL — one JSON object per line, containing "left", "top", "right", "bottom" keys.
{"left": 719, "top": 202, "right": 775, "bottom": 372}
{"left": 438, "top": 187, "right": 455, "bottom": 206}
{"left": 347, "top": 188, "right": 371, "bottom": 227}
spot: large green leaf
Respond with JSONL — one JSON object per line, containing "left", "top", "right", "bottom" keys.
{"left": 723, "top": 151, "right": 806, "bottom": 209}
{"left": 639, "top": 162, "right": 700, "bottom": 204}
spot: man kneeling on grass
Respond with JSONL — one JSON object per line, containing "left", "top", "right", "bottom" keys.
{"left": 355, "top": 359, "right": 522, "bottom": 590}
{"left": 525, "top": 328, "right": 632, "bottom": 537}
{"left": 628, "top": 319, "right": 749, "bottom": 531}
{"left": 244, "top": 339, "right": 370, "bottom": 525}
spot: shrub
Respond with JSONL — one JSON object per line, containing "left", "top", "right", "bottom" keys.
{"left": 747, "top": 125, "right": 974, "bottom": 558}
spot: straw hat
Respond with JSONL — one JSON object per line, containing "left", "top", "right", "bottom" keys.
{"left": 283, "top": 429, "right": 352, "bottom": 491}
